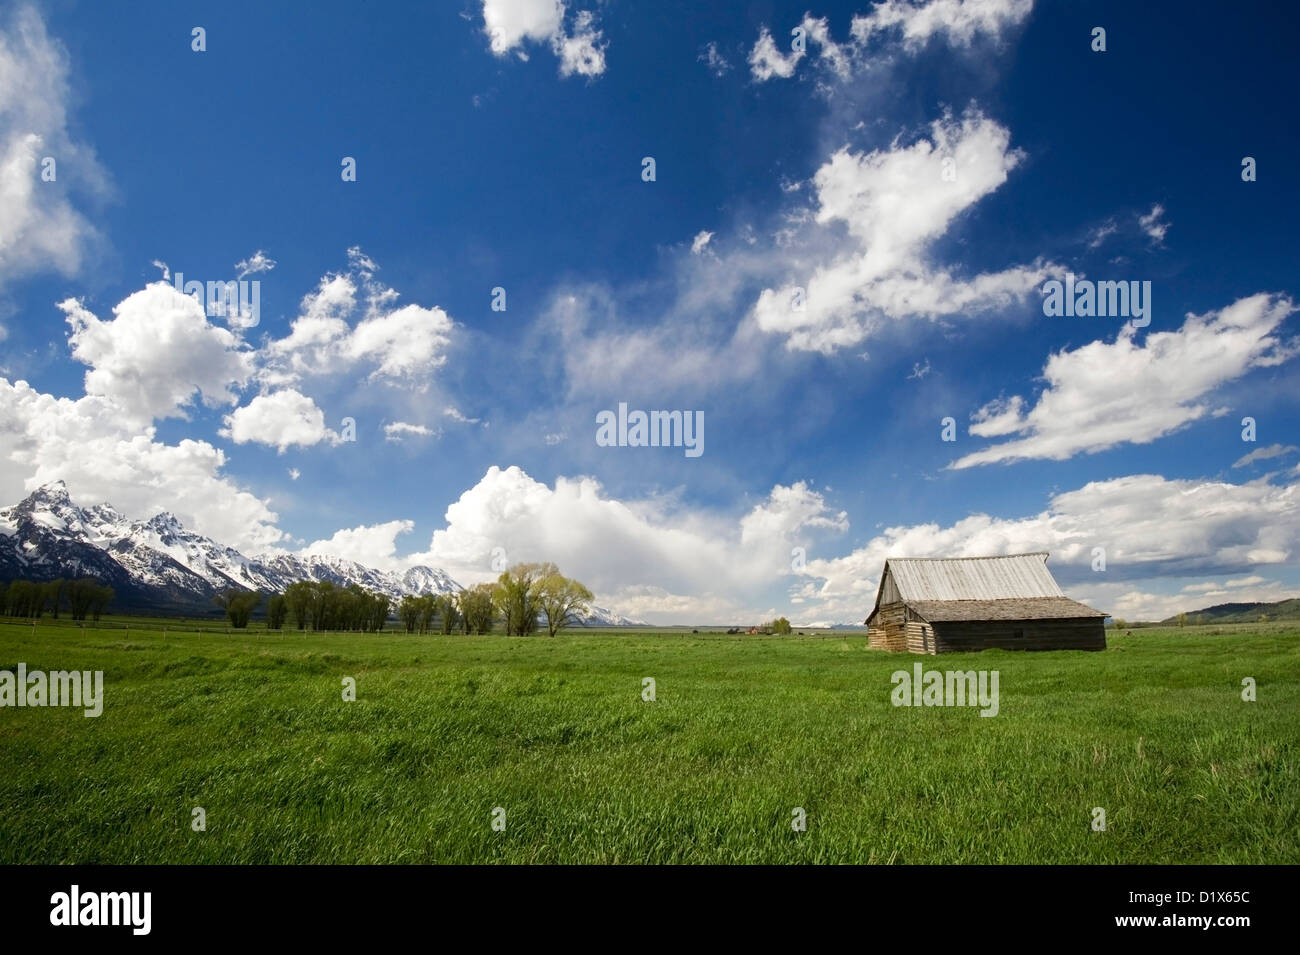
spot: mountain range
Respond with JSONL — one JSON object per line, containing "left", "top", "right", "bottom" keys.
{"left": 0, "top": 482, "right": 644, "bottom": 626}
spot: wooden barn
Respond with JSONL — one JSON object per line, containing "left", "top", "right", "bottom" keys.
{"left": 864, "top": 553, "right": 1106, "bottom": 653}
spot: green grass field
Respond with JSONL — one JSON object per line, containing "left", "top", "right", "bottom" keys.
{"left": 1, "top": 620, "right": 1295, "bottom": 864}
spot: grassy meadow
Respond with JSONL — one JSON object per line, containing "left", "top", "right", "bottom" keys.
{"left": 0, "top": 619, "right": 1295, "bottom": 864}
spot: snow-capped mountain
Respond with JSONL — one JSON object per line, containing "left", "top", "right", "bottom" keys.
{"left": 248, "top": 553, "right": 461, "bottom": 601}
{"left": 0, "top": 482, "right": 648, "bottom": 624}
{"left": 0, "top": 482, "right": 461, "bottom": 612}
{"left": 572, "top": 605, "right": 646, "bottom": 628}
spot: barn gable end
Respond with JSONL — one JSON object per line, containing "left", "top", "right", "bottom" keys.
{"left": 865, "top": 554, "right": 1106, "bottom": 654}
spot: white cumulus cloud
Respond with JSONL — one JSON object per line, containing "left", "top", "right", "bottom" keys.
{"left": 221, "top": 389, "right": 339, "bottom": 453}
{"left": 303, "top": 520, "right": 416, "bottom": 573}
{"left": 60, "top": 283, "right": 254, "bottom": 428}
{"left": 263, "top": 254, "right": 455, "bottom": 388}
{"left": 405, "top": 466, "right": 848, "bottom": 621}
{"left": 0, "top": 379, "right": 284, "bottom": 553}
{"left": 480, "top": 0, "right": 606, "bottom": 77}
{"left": 953, "top": 293, "right": 1297, "bottom": 468}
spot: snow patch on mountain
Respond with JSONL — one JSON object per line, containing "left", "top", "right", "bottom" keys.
{"left": 0, "top": 482, "right": 647, "bottom": 624}
{"left": 0, "top": 482, "right": 461, "bottom": 608}
{"left": 572, "top": 605, "right": 647, "bottom": 628}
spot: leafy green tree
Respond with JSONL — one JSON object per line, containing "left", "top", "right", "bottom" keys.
{"left": 16, "top": 578, "right": 108, "bottom": 621}
{"left": 367, "top": 592, "right": 392, "bottom": 633}
{"left": 397, "top": 594, "right": 442, "bottom": 634}
{"left": 66, "top": 578, "right": 96, "bottom": 621}
{"left": 7, "top": 580, "right": 35, "bottom": 617}
{"left": 215, "top": 589, "right": 261, "bottom": 629}
{"left": 493, "top": 562, "right": 552, "bottom": 635}
{"left": 770, "top": 616, "right": 792, "bottom": 635}
{"left": 456, "top": 583, "right": 496, "bottom": 635}
{"left": 436, "top": 594, "right": 460, "bottom": 634}
{"left": 89, "top": 584, "right": 113, "bottom": 621}
{"left": 337, "top": 585, "right": 363, "bottom": 630}
{"left": 283, "top": 581, "right": 313, "bottom": 630}
{"left": 399, "top": 595, "right": 422, "bottom": 633}
{"left": 537, "top": 572, "right": 593, "bottom": 637}
{"left": 46, "top": 578, "right": 66, "bottom": 619}
{"left": 27, "top": 580, "right": 52, "bottom": 618}
{"left": 421, "top": 595, "right": 436, "bottom": 633}
{"left": 267, "top": 594, "right": 288, "bottom": 630}
{"left": 308, "top": 581, "right": 336, "bottom": 630}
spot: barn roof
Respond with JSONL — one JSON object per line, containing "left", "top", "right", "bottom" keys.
{"left": 907, "top": 597, "right": 1107, "bottom": 622}
{"left": 865, "top": 553, "right": 1106, "bottom": 624}
{"left": 888, "top": 553, "right": 1063, "bottom": 600}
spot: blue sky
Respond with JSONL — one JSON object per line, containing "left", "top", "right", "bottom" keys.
{"left": 1, "top": 0, "right": 1297, "bottom": 624}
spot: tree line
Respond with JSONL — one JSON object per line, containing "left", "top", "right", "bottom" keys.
{"left": 5, "top": 561, "right": 596, "bottom": 635}
{"left": 210, "top": 562, "right": 593, "bottom": 636}
{"left": 0, "top": 578, "right": 115, "bottom": 621}
{"left": 212, "top": 580, "right": 393, "bottom": 632}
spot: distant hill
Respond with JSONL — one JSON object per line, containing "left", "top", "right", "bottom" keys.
{"left": 1161, "top": 597, "right": 1300, "bottom": 625}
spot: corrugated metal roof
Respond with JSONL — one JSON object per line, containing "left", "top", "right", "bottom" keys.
{"left": 908, "top": 597, "right": 1107, "bottom": 621}
{"left": 886, "top": 553, "right": 1064, "bottom": 601}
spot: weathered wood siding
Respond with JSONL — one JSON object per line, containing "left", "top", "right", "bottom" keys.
{"left": 870, "top": 605, "right": 1106, "bottom": 653}
{"left": 906, "top": 621, "right": 937, "bottom": 654}
{"left": 879, "top": 570, "right": 901, "bottom": 606}
{"left": 868, "top": 602, "right": 939, "bottom": 653}
{"left": 932, "top": 617, "right": 1106, "bottom": 652}
{"left": 867, "top": 602, "right": 906, "bottom": 651}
